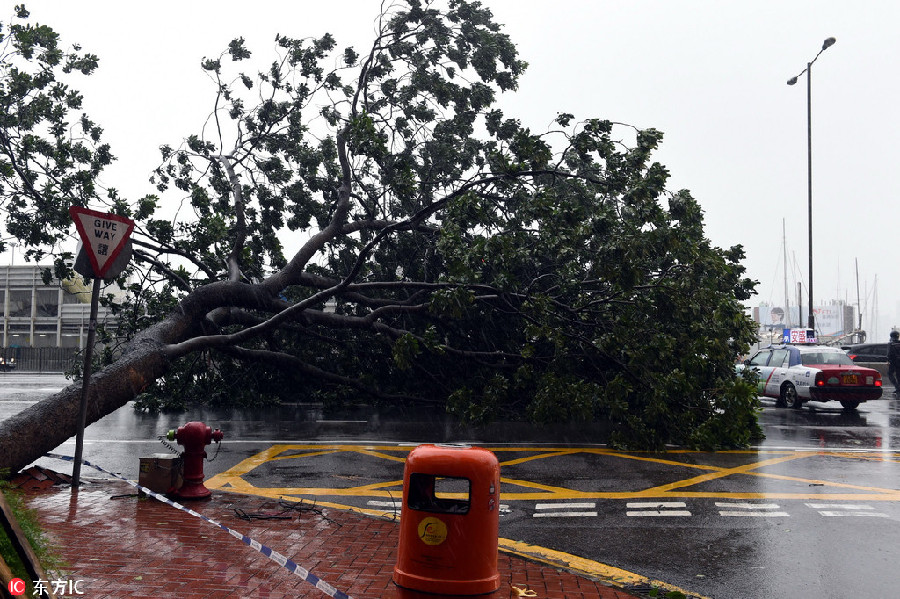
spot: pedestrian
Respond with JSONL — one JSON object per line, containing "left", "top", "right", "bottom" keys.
{"left": 888, "top": 330, "right": 900, "bottom": 395}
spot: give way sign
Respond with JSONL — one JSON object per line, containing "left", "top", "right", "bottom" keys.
{"left": 69, "top": 206, "right": 135, "bottom": 278}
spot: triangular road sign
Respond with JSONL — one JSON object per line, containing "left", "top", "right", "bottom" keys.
{"left": 69, "top": 206, "right": 135, "bottom": 278}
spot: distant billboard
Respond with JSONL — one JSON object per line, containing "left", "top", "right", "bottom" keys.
{"left": 756, "top": 303, "right": 849, "bottom": 337}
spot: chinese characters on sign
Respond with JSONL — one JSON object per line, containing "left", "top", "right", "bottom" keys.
{"left": 782, "top": 328, "right": 818, "bottom": 344}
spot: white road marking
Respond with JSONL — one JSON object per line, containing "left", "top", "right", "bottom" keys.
{"left": 817, "top": 511, "right": 890, "bottom": 518}
{"left": 806, "top": 503, "right": 889, "bottom": 517}
{"left": 534, "top": 511, "right": 599, "bottom": 518}
{"left": 716, "top": 502, "right": 789, "bottom": 517}
{"left": 626, "top": 502, "right": 691, "bottom": 517}
{"left": 805, "top": 504, "right": 873, "bottom": 510}
{"left": 536, "top": 502, "right": 597, "bottom": 510}
{"left": 626, "top": 510, "right": 692, "bottom": 517}
{"left": 533, "top": 502, "right": 597, "bottom": 518}
{"left": 719, "top": 511, "right": 790, "bottom": 517}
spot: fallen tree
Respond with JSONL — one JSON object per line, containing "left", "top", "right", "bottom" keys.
{"left": 0, "top": 1, "right": 761, "bottom": 473}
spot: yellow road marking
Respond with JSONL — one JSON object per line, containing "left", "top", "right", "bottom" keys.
{"left": 205, "top": 444, "right": 900, "bottom": 502}
{"left": 499, "top": 449, "right": 582, "bottom": 466}
{"left": 269, "top": 449, "right": 339, "bottom": 461}
{"left": 499, "top": 539, "right": 710, "bottom": 599}
{"left": 232, "top": 492, "right": 710, "bottom": 599}
{"left": 636, "top": 454, "right": 810, "bottom": 495}
{"left": 354, "top": 449, "right": 408, "bottom": 463}
{"left": 205, "top": 443, "right": 900, "bottom": 599}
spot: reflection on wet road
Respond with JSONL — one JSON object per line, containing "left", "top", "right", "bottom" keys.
{"left": 758, "top": 393, "right": 900, "bottom": 450}
{"left": 4, "top": 375, "right": 900, "bottom": 598}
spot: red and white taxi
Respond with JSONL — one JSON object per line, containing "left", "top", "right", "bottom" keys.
{"left": 740, "top": 343, "right": 882, "bottom": 410}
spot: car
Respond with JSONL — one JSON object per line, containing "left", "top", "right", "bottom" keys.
{"left": 0, "top": 356, "right": 15, "bottom": 372}
{"left": 841, "top": 343, "right": 887, "bottom": 363}
{"left": 739, "top": 344, "right": 882, "bottom": 410}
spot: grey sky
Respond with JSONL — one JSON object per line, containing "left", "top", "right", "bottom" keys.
{"left": 6, "top": 1, "right": 898, "bottom": 336}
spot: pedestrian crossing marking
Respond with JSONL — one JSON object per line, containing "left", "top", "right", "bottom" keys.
{"left": 520, "top": 500, "right": 899, "bottom": 519}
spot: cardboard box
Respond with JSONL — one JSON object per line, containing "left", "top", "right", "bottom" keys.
{"left": 138, "top": 454, "right": 183, "bottom": 495}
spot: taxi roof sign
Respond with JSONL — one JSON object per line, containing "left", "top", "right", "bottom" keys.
{"left": 69, "top": 206, "right": 135, "bottom": 278}
{"left": 782, "top": 328, "right": 818, "bottom": 344}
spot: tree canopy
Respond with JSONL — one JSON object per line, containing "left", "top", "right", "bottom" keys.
{"left": 0, "top": 1, "right": 760, "bottom": 472}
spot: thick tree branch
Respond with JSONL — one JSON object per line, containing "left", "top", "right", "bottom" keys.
{"left": 216, "top": 155, "right": 247, "bottom": 282}
{"left": 220, "top": 345, "right": 437, "bottom": 404}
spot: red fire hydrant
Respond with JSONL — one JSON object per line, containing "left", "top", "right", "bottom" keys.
{"left": 167, "top": 421, "right": 223, "bottom": 499}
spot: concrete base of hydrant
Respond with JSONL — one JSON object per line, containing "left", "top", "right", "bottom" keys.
{"left": 175, "top": 478, "right": 213, "bottom": 499}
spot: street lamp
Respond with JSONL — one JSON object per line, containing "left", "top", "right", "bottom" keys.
{"left": 787, "top": 37, "right": 836, "bottom": 333}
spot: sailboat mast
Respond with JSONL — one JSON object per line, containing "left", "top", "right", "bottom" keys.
{"left": 874, "top": 275, "right": 878, "bottom": 338}
{"left": 855, "top": 258, "right": 861, "bottom": 331}
{"left": 783, "top": 219, "right": 791, "bottom": 327}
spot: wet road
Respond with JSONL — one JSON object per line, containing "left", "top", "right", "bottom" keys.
{"left": 757, "top": 391, "right": 900, "bottom": 449}
{"left": 3, "top": 374, "right": 900, "bottom": 598}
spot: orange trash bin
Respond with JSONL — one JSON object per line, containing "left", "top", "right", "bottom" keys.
{"left": 393, "top": 444, "right": 501, "bottom": 595}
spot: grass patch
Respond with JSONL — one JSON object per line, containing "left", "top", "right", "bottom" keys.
{"left": 1, "top": 472, "right": 67, "bottom": 594}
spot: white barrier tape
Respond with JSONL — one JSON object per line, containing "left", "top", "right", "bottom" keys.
{"left": 44, "top": 453, "right": 354, "bottom": 599}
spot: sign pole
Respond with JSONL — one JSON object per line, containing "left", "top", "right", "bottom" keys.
{"left": 68, "top": 205, "right": 134, "bottom": 489}
{"left": 71, "top": 276, "right": 102, "bottom": 490}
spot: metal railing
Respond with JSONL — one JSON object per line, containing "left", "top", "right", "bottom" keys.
{"left": 0, "top": 348, "right": 79, "bottom": 373}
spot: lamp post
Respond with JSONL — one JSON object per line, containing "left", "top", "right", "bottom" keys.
{"left": 787, "top": 37, "right": 836, "bottom": 333}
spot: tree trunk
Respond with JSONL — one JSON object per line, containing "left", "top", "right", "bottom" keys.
{"left": 0, "top": 280, "right": 270, "bottom": 475}
{"left": 0, "top": 345, "right": 171, "bottom": 475}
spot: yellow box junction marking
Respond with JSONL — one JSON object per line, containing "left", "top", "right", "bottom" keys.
{"left": 205, "top": 444, "right": 900, "bottom": 504}
{"left": 203, "top": 443, "right": 900, "bottom": 599}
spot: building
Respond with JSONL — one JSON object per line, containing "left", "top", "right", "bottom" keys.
{"left": 0, "top": 265, "right": 117, "bottom": 349}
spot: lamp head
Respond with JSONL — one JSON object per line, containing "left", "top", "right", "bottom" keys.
{"left": 822, "top": 37, "right": 836, "bottom": 50}
{"left": 787, "top": 76, "right": 799, "bottom": 86}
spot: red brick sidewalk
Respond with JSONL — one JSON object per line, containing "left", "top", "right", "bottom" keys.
{"left": 20, "top": 478, "right": 644, "bottom": 599}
